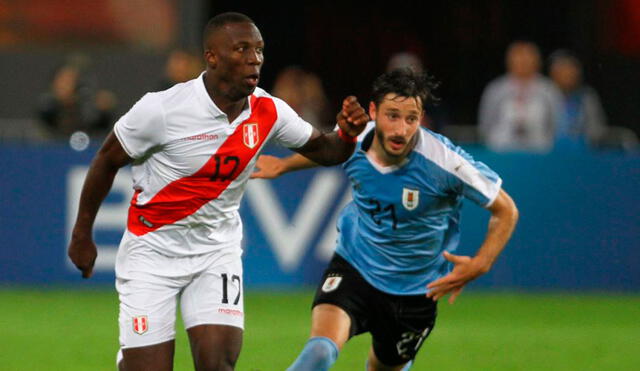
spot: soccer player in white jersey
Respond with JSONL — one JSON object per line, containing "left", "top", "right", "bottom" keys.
{"left": 67, "top": 12, "right": 368, "bottom": 371}
{"left": 252, "top": 69, "right": 519, "bottom": 370}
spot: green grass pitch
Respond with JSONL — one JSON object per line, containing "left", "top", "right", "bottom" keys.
{"left": 1, "top": 288, "right": 638, "bottom": 370}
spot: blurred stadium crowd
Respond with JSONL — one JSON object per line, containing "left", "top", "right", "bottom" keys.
{"left": 0, "top": 0, "right": 638, "bottom": 155}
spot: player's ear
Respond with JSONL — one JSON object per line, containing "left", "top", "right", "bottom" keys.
{"left": 368, "top": 101, "right": 377, "bottom": 120}
{"left": 204, "top": 49, "right": 217, "bottom": 68}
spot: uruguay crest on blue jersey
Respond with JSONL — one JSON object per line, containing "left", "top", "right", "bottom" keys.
{"left": 402, "top": 187, "right": 419, "bottom": 210}
{"left": 335, "top": 125, "right": 503, "bottom": 295}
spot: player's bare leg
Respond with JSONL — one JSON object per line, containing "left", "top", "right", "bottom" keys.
{"left": 366, "top": 346, "right": 410, "bottom": 371}
{"left": 187, "top": 324, "right": 243, "bottom": 371}
{"left": 119, "top": 340, "right": 175, "bottom": 371}
{"left": 287, "top": 303, "right": 351, "bottom": 370}
{"left": 310, "top": 304, "right": 351, "bottom": 348}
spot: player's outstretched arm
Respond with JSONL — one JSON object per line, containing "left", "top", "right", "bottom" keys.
{"left": 251, "top": 154, "right": 319, "bottom": 179}
{"left": 68, "top": 131, "right": 132, "bottom": 278}
{"left": 292, "top": 96, "right": 368, "bottom": 166}
{"left": 427, "top": 189, "right": 519, "bottom": 303}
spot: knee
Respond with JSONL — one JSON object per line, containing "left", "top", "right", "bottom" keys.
{"left": 306, "top": 337, "right": 338, "bottom": 361}
{"left": 192, "top": 338, "right": 240, "bottom": 371}
{"left": 188, "top": 324, "right": 243, "bottom": 371}
{"left": 195, "top": 351, "right": 238, "bottom": 371}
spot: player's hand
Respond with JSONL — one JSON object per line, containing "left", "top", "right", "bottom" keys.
{"left": 68, "top": 232, "right": 98, "bottom": 279}
{"left": 251, "top": 155, "right": 285, "bottom": 179}
{"left": 336, "top": 96, "right": 368, "bottom": 137}
{"left": 426, "top": 251, "right": 490, "bottom": 304}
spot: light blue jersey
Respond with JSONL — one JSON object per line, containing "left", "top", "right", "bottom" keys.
{"left": 335, "top": 123, "right": 502, "bottom": 295}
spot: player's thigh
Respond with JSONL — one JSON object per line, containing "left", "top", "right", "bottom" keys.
{"left": 186, "top": 324, "right": 243, "bottom": 371}
{"left": 117, "top": 277, "right": 182, "bottom": 350}
{"left": 370, "top": 295, "right": 437, "bottom": 367}
{"left": 311, "top": 254, "right": 375, "bottom": 345}
{"left": 181, "top": 256, "right": 244, "bottom": 330}
{"left": 310, "top": 304, "right": 352, "bottom": 348}
{"left": 118, "top": 340, "right": 175, "bottom": 371}
{"left": 181, "top": 257, "right": 244, "bottom": 367}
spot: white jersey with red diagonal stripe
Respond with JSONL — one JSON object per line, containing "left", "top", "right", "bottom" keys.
{"left": 113, "top": 72, "right": 313, "bottom": 257}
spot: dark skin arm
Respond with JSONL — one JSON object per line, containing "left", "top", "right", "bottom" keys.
{"left": 68, "top": 132, "right": 132, "bottom": 278}
{"left": 292, "top": 96, "right": 368, "bottom": 165}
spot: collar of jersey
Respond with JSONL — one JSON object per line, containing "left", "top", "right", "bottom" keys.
{"left": 358, "top": 127, "right": 421, "bottom": 174}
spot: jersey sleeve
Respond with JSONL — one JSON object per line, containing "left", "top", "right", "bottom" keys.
{"left": 113, "top": 93, "right": 167, "bottom": 159}
{"left": 269, "top": 98, "right": 314, "bottom": 148}
{"left": 448, "top": 145, "right": 502, "bottom": 207}
{"left": 342, "top": 121, "right": 376, "bottom": 170}
{"left": 356, "top": 121, "right": 376, "bottom": 141}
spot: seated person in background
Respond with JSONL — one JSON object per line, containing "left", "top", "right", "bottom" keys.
{"left": 37, "top": 57, "right": 116, "bottom": 139}
{"left": 272, "top": 66, "right": 333, "bottom": 132}
{"left": 156, "top": 48, "right": 203, "bottom": 91}
{"left": 386, "top": 52, "right": 448, "bottom": 132}
{"left": 478, "top": 41, "right": 561, "bottom": 152}
{"left": 548, "top": 49, "right": 607, "bottom": 150}
{"left": 386, "top": 52, "right": 424, "bottom": 74}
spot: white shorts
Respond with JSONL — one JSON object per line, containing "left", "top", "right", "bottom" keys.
{"left": 115, "top": 244, "right": 244, "bottom": 349}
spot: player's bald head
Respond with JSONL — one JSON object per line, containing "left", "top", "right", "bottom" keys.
{"left": 202, "top": 12, "right": 256, "bottom": 50}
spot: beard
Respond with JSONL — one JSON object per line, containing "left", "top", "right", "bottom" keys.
{"left": 375, "top": 126, "right": 414, "bottom": 159}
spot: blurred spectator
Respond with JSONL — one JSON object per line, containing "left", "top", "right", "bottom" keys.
{"left": 548, "top": 49, "right": 607, "bottom": 150}
{"left": 272, "top": 66, "right": 333, "bottom": 132}
{"left": 478, "top": 41, "right": 561, "bottom": 152}
{"left": 387, "top": 52, "right": 424, "bottom": 73}
{"left": 386, "top": 51, "right": 449, "bottom": 132}
{"left": 36, "top": 54, "right": 116, "bottom": 139}
{"left": 156, "top": 48, "right": 203, "bottom": 91}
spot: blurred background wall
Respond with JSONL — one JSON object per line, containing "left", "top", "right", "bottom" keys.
{"left": 1, "top": 145, "right": 639, "bottom": 290}
{"left": 0, "top": 0, "right": 638, "bottom": 290}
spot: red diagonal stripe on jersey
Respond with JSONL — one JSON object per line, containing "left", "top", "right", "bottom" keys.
{"left": 127, "top": 95, "right": 277, "bottom": 236}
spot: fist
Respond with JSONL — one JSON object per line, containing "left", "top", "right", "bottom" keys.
{"left": 68, "top": 234, "right": 98, "bottom": 279}
{"left": 336, "top": 96, "right": 368, "bottom": 137}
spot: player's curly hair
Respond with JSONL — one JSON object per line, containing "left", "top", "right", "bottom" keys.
{"left": 371, "top": 68, "right": 440, "bottom": 111}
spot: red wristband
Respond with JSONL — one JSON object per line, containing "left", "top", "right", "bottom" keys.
{"left": 337, "top": 128, "right": 357, "bottom": 143}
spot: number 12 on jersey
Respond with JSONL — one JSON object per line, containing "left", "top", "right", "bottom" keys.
{"left": 210, "top": 155, "right": 240, "bottom": 182}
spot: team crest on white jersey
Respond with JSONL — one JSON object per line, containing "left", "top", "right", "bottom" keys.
{"left": 321, "top": 275, "right": 343, "bottom": 293}
{"left": 243, "top": 123, "right": 259, "bottom": 149}
{"left": 132, "top": 315, "right": 148, "bottom": 335}
{"left": 402, "top": 188, "right": 419, "bottom": 210}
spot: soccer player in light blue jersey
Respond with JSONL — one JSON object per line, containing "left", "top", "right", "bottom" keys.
{"left": 252, "top": 69, "right": 519, "bottom": 371}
